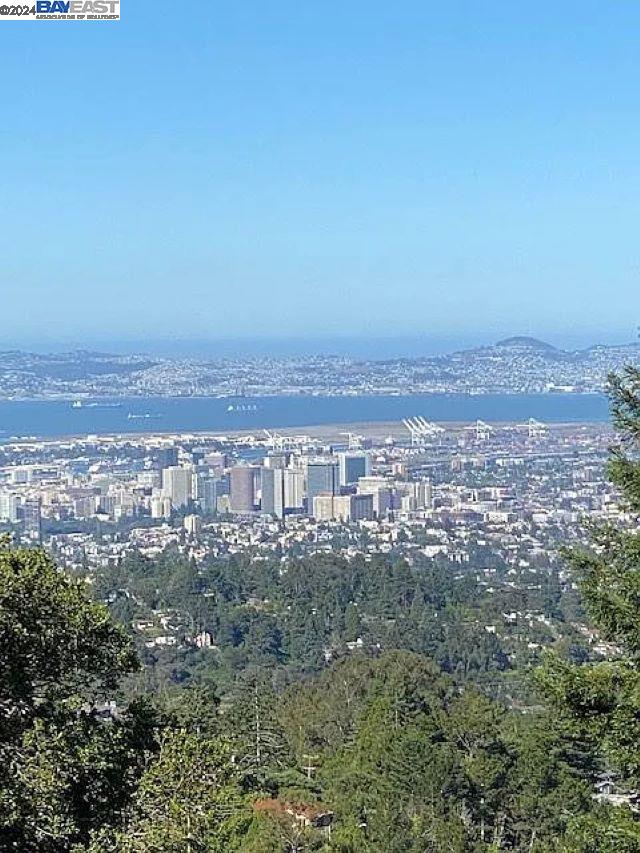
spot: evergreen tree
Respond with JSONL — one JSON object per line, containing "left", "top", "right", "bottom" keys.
{"left": 538, "top": 366, "right": 640, "bottom": 851}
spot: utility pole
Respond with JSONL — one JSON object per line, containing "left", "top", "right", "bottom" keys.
{"left": 302, "top": 753, "right": 318, "bottom": 780}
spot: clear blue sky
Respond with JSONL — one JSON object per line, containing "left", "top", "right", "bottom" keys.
{"left": 2, "top": 1, "right": 640, "bottom": 353}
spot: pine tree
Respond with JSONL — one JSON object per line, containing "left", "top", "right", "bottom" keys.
{"left": 538, "top": 366, "right": 640, "bottom": 850}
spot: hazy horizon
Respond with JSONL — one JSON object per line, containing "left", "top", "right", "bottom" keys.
{"left": 3, "top": 327, "right": 638, "bottom": 360}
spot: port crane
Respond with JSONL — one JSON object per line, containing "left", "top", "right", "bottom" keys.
{"left": 403, "top": 417, "right": 445, "bottom": 445}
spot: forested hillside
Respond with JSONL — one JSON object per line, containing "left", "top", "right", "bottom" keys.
{"left": 2, "top": 367, "right": 640, "bottom": 851}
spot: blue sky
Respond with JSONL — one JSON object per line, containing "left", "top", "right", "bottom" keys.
{"left": 2, "top": 1, "right": 639, "bottom": 353}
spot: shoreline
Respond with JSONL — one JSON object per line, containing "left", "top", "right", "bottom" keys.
{"left": 0, "top": 389, "right": 608, "bottom": 404}
{"left": 0, "top": 419, "right": 612, "bottom": 446}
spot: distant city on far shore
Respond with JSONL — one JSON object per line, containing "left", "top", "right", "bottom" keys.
{"left": 2, "top": 335, "right": 639, "bottom": 401}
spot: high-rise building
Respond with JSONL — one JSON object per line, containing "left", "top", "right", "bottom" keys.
{"left": 357, "top": 476, "right": 393, "bottom": 518}
{"left": 137, "top": 470, "right": 161, "bottom": 489}
{"left": 307, "top": 460, "right": 339, "bottom": 514}
{"left": 23, "top": 498, "right": 42, "bottom": 542}
{"left": 338, "top": 452, "right": 370, "bottom": 486}
{"left": 350, "top": 493, "right": 374, "bottom": 521}
{"left": 162, "top": 466, "right": 193, "bottom": 510}
{"left": 421, "top": 479, "right": 433, "bottom": 509}
{"left": 261, "top": 467, "right": 285, "bottom": 518}
{"left": 97, "top": 495, "right": 117, "bottom": 517}
{"left": 197, "top": 475, "right": 221, "bottom": 516}
{"left": 230, "top": 466, "right": 257, "bottom": 513}
{"left": 0, "top": 493, "right": 20, "bottom": 523}
{"left": 283, "top": 468, "right": 304, "bottom": 512}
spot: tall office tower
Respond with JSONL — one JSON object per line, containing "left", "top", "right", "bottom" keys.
{"left": 283, "top": 468, "right": 304, "bottom": 512}
{"left": 357, "top": 476, "right": 393, "bottom": 519}
{"left": 306, "top": 460, "right": 339, "bottom": 514}
{"left": 374, "top": 487, "right": 394, "bottom": 518}
{"left": 162, "top": 466, "right": 193, "bottom": 510}
{"left": 23, "top": 498, "right": 42, "bottom": 542}
{"left": 338, "top": 452, "right": 370, "bottom": 486}
{"left": 261, "top": 467, "right": 285, "bottom": 518}
{"left": 195, "top": 474, "right": 218, "bottom": 515}
{"left": 198, "top": 474, "right": 224, "bottom": 515}
{"left": 97, "top": 495, "right": 117, "bottom": 517}
{"left": 156, "top": 446, "right": 179, "bottom": 470}
{"left": 350, "top": 493, "right": 374, "bottom": 521}
{"left": 230, "top": 465, "right": 256, "bottom": 513}
{"left": 0, "top": 492, "right": 20, "bottom": 523}
{"left": 397, "top": 479, "right": 433, "bottom": 512}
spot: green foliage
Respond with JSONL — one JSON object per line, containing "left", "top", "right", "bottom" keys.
{"left": 0, "top": 545, "right": 137, "bottom": 738}
{"left": 91, "top": 731, "right": 251, "bottom": 852}
{"left": 536, "top": 366, "right": 640, "bottom": 848}
{"left": 561, "top": 806, "right": 640, "bottom": 853}
{"left": 0, "top": 545, "right": 155, "bottom": 851}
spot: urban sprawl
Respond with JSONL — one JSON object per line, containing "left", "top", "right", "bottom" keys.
{"left": 0, "top": 416, "right": 623, "bottom": 661}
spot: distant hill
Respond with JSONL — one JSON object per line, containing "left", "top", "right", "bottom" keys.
{"left": 0, "top": 336, "right": 638, "bottom": 398}
{"left": 494, "top": 336, "right": 558, "bottom": 352}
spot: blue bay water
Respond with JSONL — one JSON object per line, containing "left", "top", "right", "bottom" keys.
{"left": 0, "top": 394, "right": 610, "bottom": 440}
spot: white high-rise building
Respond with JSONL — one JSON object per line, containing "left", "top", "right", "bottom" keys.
{"left": 261, "top": 467, "right": 285, "bottom": 518}
{"left": 356, "top": 476, "right": 393, "bottom": 518}
{"left": 151, "top": 493, "right": 172, "bottom": 519}
{"left": 0, "top": 493, "right": 20, "bottom": 523}
{"left": 162, "top": 466, "right": 193, "bottom": 509}
{"left": 283, "top": 468, "right": 304, "bottom": 511}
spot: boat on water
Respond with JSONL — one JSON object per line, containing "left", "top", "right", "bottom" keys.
{"left": 72, "top": 400, "right": 123, "bottom": 409}
{"left": 227, "top": 403, "right": 259, "bottom": 413}
{"left": 127, "top": 413, "right": 162, "bottom": 420}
